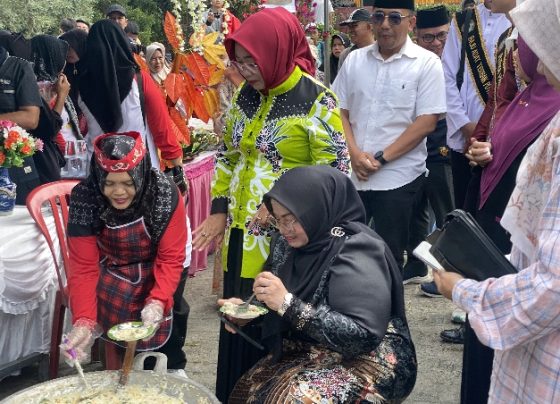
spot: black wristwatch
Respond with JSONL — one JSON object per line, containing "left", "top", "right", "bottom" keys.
{"left": 374, "top": 151, "right": 388, "bottom": 165}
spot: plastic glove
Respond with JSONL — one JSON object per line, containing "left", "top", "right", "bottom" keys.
{"left": 59, "top": 318, "right": 101, "bottom": 363}
{"left": 140, "top": 299, "right": 165, "bottom": 341}
{"left": 141, "top": 299, "right": 165, "bottom": 327}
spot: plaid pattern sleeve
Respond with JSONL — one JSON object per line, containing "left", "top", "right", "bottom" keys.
{"left": 451, "top": 126, "right": 560, "bottom": 402}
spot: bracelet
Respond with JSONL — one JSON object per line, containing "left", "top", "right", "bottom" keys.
{"left": 277, "top": 293, "right": 293, "bottom": 317}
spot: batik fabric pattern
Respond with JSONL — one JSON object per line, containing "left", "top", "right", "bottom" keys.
{"left": 212, "top": 66, "right": 350, "bottom": 278}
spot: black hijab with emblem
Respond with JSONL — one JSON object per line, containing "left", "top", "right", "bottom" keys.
{"left": 262, "top": 166, "right": 406, "bottom": 354}
{"left": 68, "top": 132, "right": 178, "bottom": 246}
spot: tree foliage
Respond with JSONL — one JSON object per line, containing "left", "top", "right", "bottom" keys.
{"left": 1, "top": 0, "right": 176, "bottom": 44}
{"left": 1, "top": 0, "right": 96, "bottom": 36}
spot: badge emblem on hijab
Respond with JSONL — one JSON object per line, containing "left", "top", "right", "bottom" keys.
{"left": 330, "top": 227, "right": 345, "bottom": 237}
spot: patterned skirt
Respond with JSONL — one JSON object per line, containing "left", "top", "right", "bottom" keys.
{"left": 229, "top": 319, "right": 417, "bottom": 404}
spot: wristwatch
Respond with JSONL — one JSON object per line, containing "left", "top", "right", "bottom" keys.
{"left": 277, "top": 293, "right": 293, "bottom": 316}
{"left": 374, "top": 151, "right": 388, "bottom": 165}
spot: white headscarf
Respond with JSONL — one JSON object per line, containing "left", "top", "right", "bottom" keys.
{"left": 145, "top": 42, "right": 171, "bottom": 85}
{"left": 510, "top": 0, "right": 560, "bottom": 82}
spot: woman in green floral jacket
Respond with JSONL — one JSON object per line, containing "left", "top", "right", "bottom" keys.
{"left": 191, "top": 8, "right": 350, "bottom": 402}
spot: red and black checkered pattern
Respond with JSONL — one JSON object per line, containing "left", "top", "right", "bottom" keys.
{"left": 97, "top": 218, "right": 171, "bottom": 350}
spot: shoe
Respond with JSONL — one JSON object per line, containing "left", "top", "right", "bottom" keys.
{"left": 403, "top": 260, "right": 431, "bottom": 285}
{"left": 451, "top": 309, "right": 466, "bottom": 324}
{"left": 440, "top": 325, "right": 465, "bottom": 344}
{"left": 419, "top": 281, "right": 442, "bottom": 298}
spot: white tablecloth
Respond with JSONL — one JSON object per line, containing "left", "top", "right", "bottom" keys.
{"left": 0, "top": 205, "right": 60, "bottom": 368}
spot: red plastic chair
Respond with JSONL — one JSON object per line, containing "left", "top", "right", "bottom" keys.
{"left": 26, "top": 180, "right": 79, "bottom": 379}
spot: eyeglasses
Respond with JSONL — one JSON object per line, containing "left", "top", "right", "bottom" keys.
{"left": 231, "top": 60, "right": 259, "bottom": 74}
{"left": 372, "top": 11, "right": 412, "bottom": 26}
{"left": 420, "top": 31, "right": 448, "bottom": 43}
{"left": 268, "top": 216, "right": 297, "bottom": 233}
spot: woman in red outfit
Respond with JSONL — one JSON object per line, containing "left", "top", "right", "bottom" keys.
{"left": 62, "top": 132, "right": 187, "bottom": 369}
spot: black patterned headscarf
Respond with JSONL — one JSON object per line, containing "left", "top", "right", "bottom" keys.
{"left": 31, "top": 35, "right": 69, "bottom": 82}
{"left": 68, "top": 132, "right": 179, "bottom": 245}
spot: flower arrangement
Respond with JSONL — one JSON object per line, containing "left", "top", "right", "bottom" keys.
{"left": 0, "top": 120, "right": 43, "bottom": 168}
{"left": 181, "top": 128, "right": 220, "bottom": 160}
{"left": 296, "top": 0, "right": 318, "bottom": 27}
{"left": 228, "top": 0, "right": 266, "bottom": 20}
{"left": 220, "top": 0, "right": 232, "bottom": 36}
{"left": 170, "top": 0, "right": 208, "bottom": 52}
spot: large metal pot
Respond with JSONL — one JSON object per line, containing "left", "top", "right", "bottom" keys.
{"left": 0, "top": 353, "right": 220, "bottom": 403}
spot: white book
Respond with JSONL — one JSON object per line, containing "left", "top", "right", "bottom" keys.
{"left": 413, "top": 241, "right": 445, "bottom": 272}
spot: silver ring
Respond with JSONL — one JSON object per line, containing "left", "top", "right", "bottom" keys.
{"left": 201, "top": 232, "right": 207, "bottom": 237}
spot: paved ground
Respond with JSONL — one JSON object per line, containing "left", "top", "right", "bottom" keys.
{"left": 0, "top": 260, "right": 463, "bottom": 403}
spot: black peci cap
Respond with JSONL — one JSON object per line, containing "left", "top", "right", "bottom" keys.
{"left": 373, "top": 0, "right": 415, "bottom": 11}
{"left": 417, "top": 5, "right": 450, "bottom": 29}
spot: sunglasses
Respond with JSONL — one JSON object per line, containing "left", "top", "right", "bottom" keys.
{"left": 420, "top": 31, "right": 448, "bottom": 43}
{"left": 372, "top": 11, "right": 412, "bottom": 26}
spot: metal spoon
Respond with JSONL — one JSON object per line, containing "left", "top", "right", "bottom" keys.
{"left": 237, "top": 292, "right": 256, "bottom": 313}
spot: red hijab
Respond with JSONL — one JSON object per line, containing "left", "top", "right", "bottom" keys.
{"left": 224, "top": 8, "right": 315, "bottom": 91}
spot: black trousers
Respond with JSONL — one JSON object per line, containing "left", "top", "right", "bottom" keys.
{"left": 450, "top": 150, "right": 472, "bottom": 210}
{"left": 461, "top": 319, "right": 494, "bottom": 404}
{"left": 215, "top": 228, "right": 265, "bottom": 403}
{"left": 407, "top": 163, "right": 455, "bottom": 257}
{"left": 359, "top": 174, "right": 425, "bottom": 270}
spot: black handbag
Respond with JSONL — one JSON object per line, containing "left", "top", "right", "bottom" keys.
{"left": 427, "top": 209, "right": 517, "bottom": 281}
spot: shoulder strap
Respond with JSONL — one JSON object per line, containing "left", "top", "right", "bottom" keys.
{"left": 456, "top": 8, "right": 473, "bottom": 91}
{"left": 135, "top": 70, "right": 146, "bottom": 129}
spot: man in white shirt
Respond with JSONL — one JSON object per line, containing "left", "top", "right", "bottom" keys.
{"left": 442, "top": 0, "right": 510, "bottom": 210}
{"left": 332, "top": 0, "right": 446, "bottom": 271}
